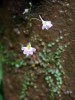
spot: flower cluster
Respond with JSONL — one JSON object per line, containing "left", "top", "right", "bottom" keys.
{"left": 21, "top": 15, "right": 53, "bottom": 56}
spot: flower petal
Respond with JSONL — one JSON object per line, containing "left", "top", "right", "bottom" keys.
{"left": 21, "top": 47, "right": 25, "bottom": 50}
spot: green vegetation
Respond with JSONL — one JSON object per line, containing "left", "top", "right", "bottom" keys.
{"left": 38, "top": 36, "right": 68, "bottom": 100}
{"left": 0, "top": 43, "right": 4, "bottom": 100}
{"left": 20, "top": 73, "right": 33, "bottom": 100}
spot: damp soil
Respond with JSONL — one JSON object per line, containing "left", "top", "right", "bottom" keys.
{"left": 0, "top": 0, "right": 75, "bottom": 100}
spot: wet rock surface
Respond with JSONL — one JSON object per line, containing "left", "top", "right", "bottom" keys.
{"left": 0, "top": 0, "right": 75, "bottom": 100}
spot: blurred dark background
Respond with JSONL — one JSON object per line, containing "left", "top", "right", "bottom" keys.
{"left": 0, "top": 0, "right": 42, "bottom": 7}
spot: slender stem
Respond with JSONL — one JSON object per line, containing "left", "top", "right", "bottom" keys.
{"left": 39, "top": 15, "right": 43, "bottom": 22}
{"left": 31, "top": 18, "right": 41, "bottom": 21}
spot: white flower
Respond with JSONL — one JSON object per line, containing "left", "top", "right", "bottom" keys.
{"left": 21, "top": 43, "right": 36, "bottom": 57}
{"left": 39, "top": 15, "right": 53, "bottom": 30}
{"left": 13, "top": 28, "right": 20, "bottom": 35}
{"left": 22, "top": 9, "right": 29, "bottom": 15}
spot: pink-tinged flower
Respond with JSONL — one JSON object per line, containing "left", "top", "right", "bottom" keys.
{"left": 21, "top": 43, "right": 36, "bottom": 57}
{"left": 39, "top": 15, "right": 53, "bottom": 30}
